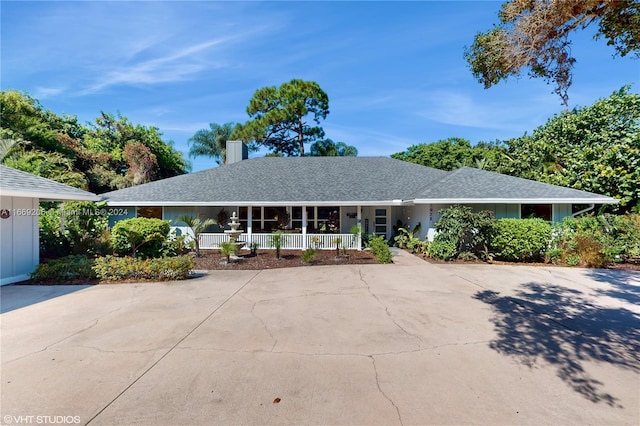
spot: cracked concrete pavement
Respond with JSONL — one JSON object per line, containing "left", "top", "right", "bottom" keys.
{"left": 1, "top": 250, "right": 638, "bottom": 425}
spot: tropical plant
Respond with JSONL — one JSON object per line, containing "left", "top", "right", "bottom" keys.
{"left": 250, "top": 242, "right": 260, "bottom": 255}
{"left": 188, "top": 122, "right": 237, "bottom": 165}
{"left": 219, "top": 241, "right": 238, "bottom": 263}
{"left": 269, "top": 231, "right": 284, "bottom": 259}
{"left": 176, "top": 215, "right": 217, "bottom": 256}
{"left": 394, "top": 222, "right": 422, "bottom": 249}
{"left": 332, "top": 236, "right": 342, "bottom": 257}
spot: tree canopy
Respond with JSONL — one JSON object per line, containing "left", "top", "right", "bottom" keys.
{"left": 308, "top": 139, "right": 358, "bottom": 157}
{"left": 392, "top": 87, "right": 640, "bottom": 212}
{"left": 391, "top": 137, "right": 505, "bottom": 171}
{"left": 0, "top": 91, "right": 189, "bottom": 192}
{"left": 497, "top": 86, "right": 640, "bottom": 211}
{"left": 233, "top": 79, "right": 329, "bottom": 156}
{"left": 464, "top": 0, "right": 639, "bottom": 105}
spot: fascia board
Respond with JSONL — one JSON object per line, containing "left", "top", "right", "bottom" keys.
{"left": 1, "top": 189, "right": 100, "bottom": 201}
{"left": 412, "top": 197, "right": 619, "bottom": 204}
{"left": 105, "top": 200, "right": 405, "bottom": 207}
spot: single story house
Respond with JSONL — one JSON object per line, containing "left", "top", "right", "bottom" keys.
{"left": 0, "top": 165, "right": 99, "bottom": 285}
{"left": 101, "top": 142, "right": 617, "bottom": 250}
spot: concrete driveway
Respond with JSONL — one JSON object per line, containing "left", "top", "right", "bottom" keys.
{"left": 1, "top": 250, "right": 638, "bottom": 425}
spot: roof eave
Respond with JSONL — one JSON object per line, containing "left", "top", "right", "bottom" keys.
{"left": 105, "top": 199, "right": 406, "bottom": 207}
{"left": 1, "top": 189, "right": 101, "bottom": 202}
{"left": 412, "top": 197, "right": 619, "bottom": 204}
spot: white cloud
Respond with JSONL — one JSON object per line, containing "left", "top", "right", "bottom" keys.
{"left": 417, "top": 89, "right": 558, "bottom": 134}
{"left": 81, "top": 38, "right": 231, "bottom": 94}
{"left": 33, "top": 86, "right": 66, "bottom": 99}
{"left": 323, "top": 123, "right": 417, "bottom": 157}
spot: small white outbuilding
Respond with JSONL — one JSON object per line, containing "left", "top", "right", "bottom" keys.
{"left": 0, "top": 165, "right": 99, "bottom": 285}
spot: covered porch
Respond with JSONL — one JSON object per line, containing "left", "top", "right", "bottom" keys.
{"left": 198, "top": 205, "right": 368, "bottom": 250}
{"left": 109, "top": 203, "right": 405, "bottom": 251}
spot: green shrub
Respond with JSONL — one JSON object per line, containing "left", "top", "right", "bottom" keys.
{"left": 302, "top": 247, "right": 315, "bottom": 263}
{"left": 548, "top": 213, "right": 640, "bottom": 266}
{"left": 491, "top": 218, "right": 552, "bottom": 262}
{"left": 31, "top": 255, "right": 96, "bottom": 282}
{"left": 609, "top": 214, "right": 640, "bottom": 262}
{"left": 111, "top": 217, "right": 170, "bottom": 258}
{"left": 93, "top": 255, "right": 194, "bottom": 281}
{"left": 432, "top": 206, "right": 495, "bottom": 260}
{"left": 39, "top": 201, "right": 110, "bottom": 258}
{"left": 428, "top": 238, "right": 457, "bottom": 260}
{"left": 368, "top": 235, "right": 393, "bottom": 264}
{"left": 162, "top": 231, "right": 191, "bottom": 257}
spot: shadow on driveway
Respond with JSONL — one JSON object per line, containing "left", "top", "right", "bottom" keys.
{"left": 587, "top": 268, "right": 640, "bottom": 305}
{"left": 474, "top": 282, "right": 640, "bottom": 407}
{"left": 0, "top": 284, "right": 92, "bottom": 313}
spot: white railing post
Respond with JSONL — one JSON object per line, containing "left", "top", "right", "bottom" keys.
{"left": 302, "top": 206, "right": 307, "bottom": 249}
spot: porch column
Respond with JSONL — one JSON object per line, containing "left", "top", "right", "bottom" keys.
{"left": 247, "top": 207, "right": 252, "bottom": 247}
{"left": 302, "top": 206, "right": 308, "bottom": 249}
{"left": 356, "top": 205, "right": 362, "bottom": 251}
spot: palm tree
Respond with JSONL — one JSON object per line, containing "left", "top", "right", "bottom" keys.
{"left": 176, "top": 215, "right": 217, "bottom": 256}
{"left": 188, "top": 122, "right": 236, "bottom": 165}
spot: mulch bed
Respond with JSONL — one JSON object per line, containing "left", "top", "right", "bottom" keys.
{"left": 193, "top": 249, "right": 378, "bottom": 270}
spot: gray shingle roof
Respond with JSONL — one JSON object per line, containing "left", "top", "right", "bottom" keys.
{"left": 101, "top": 158, "right": 617, "bottom": 205}
{"left": 102, "top": 157, "right": 449, "bottom": 205}
{"left": 411, "top": 167, "right": 615, "bottom": 202}
{"left": 0, "top": 165, "right": 99, "bottom": 201}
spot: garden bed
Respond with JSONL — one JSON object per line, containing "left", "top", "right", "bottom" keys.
{"left": 193, "top": 249, "right": 377, "bottom": 270}
{"left": 412, "top": 250, "right": 640, "bottom": 271}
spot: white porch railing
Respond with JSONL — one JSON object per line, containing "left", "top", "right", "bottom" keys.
{"left": 198, "top": 233, "right": 360, "bottom": 250}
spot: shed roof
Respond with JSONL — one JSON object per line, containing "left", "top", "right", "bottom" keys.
{"left": 0, "top": 165, "right": 99, "bottom": 201}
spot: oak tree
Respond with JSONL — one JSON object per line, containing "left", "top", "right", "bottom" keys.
{"left": 464, "top": 0, "right": 639, "bottom": 105}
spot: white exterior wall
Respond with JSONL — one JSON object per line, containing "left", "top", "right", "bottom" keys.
{"left": 1, "top": 196, "right": 40, "bottom": 285}
{"left": 339, "top": 206, "right": 359, "bottom": 234}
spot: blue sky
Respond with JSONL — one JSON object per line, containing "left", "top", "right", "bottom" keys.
{"left": 2, "top": 1, "right": 638, "bottom": 172}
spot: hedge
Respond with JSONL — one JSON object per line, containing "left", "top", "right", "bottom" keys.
{"left": 491, "top": 218, "right": 552, "bottom": 262}
{"left": 93, "top": 255, "right": 195, "bottom": 281}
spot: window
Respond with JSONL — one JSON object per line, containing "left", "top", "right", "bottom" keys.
{"left": 375, "top": 208, "right": 387, "bottom": 238}
{"left": 521, "top": 204, "right": 552, "bottom": 221}
{"left": 318, "top": 207, "right": 340, "bottom": 233}
{"left": 137, "top": 207, "right": 162, "bottom": 219}
{"left": 292, "top": 207, "right": 302, "bottom": 230}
